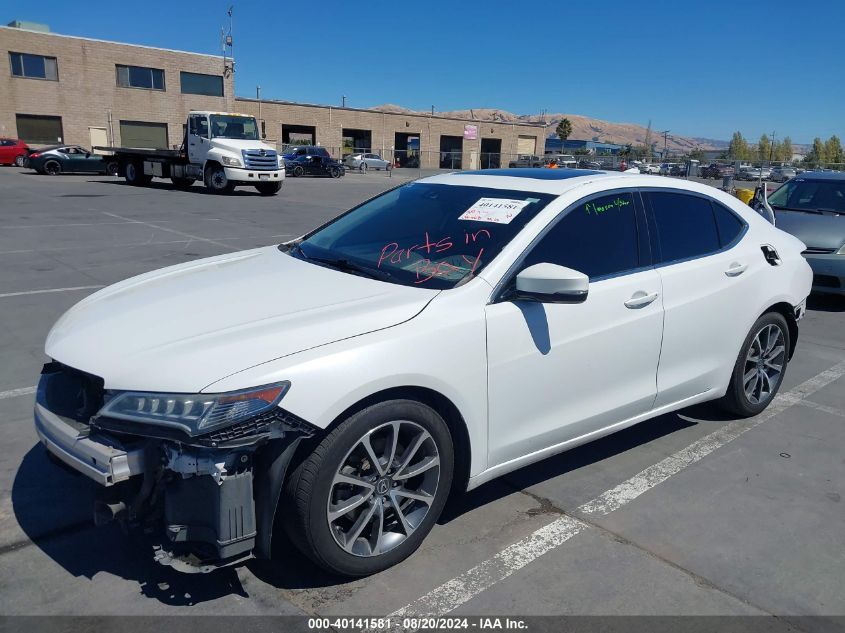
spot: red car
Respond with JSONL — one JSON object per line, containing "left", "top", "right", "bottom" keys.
{"left": 0, "top": 138, "right": 30, "bottom": 167}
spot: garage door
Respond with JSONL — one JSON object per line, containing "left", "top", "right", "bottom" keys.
{"left": 517, "top": 135, "right": 536, "bottom": 155}
{"left": 119, "top": 120, "right": 168, "bottom": 149}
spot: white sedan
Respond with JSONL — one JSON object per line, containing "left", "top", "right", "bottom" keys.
{"left": 344, "top": 152, "right": 392, "bottom": 171}
{"left": 35, "top": 169, "right": 811, "bottom": 577}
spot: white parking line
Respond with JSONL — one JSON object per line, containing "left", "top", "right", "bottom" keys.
{"left": 388, "top": 359, "right": 845, "bottom": 619}
{"left": 0, "top": 386, "right": 37, "bottom": 400}
{"left": 0, "top": 285, "right": 105, "bottom": 299}
{"left": 101, "top": 211, "right": 238, "bottom": 250}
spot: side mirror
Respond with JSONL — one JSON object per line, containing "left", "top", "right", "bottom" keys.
{"left": 512, "top": 263, "right": 589, "bottom": 303}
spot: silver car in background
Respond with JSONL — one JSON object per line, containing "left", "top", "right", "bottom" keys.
{"left": 766, "top": 172, "right": 845, "bottom": 295}
{"left": 770, "top": 166, "right": 797, "bottom": 182}
{"left": 344, "top": 152, "right": 392, "bottom": 171}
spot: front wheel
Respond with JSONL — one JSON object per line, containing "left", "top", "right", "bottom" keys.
{"left": 291, "top": 165, "right": 305, "bottom": 177}
{"left": 43, "top": 160, "right": 61, "bottom": 176}
{"left": 719, "top": 312, "right": 790, "bottom": 417}
{"left": 204, "top": 164, "right": 233, "bottom": 194}
{"left": 255, "top": 181, "right": 282, "bottom": 195}
{"left": 283, "top": 400, "right": 454, "bottom": 577}
{"left": 329, "top": 166, "right": 342, "bottom": 179}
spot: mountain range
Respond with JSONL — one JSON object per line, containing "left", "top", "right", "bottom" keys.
{"left": 373, "top": 104, "right": 728, "bottom": 152}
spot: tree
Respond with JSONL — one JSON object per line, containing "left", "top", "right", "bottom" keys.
{"left": 757, "top": 134, "right": 771, "bottom": 162}
{"left": 825, "top": 135, "right": 843, "bottom": 165}
{"left": 807, "top": 137, "right": 827, "bottom": 166}
{"left": 689, "top": 147, "right": 705, "bottom": 162}
{"left": 555, "top": 118, "right": 573, "bottom": 144}
{"left": 780, "top": 137, "right": 793, "bottom": 163}
{"left": 728, "top": 131, "right": 750, "bottom": 160}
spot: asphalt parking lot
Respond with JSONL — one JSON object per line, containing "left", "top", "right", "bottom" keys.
{"left": 1, "top": 166, "right": 844, "bottom": 629}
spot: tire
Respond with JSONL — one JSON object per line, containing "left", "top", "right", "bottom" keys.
{"left": 360, "top": 162, "right": 368, "bottom": 172}
{"left": 14, "top": 155, "right": 26, "bottom": 168}
{"left": 329, "top": 166, "right": 342, "bottom": 179}
{"left": 171, "top": 177, "right": 195, "bottom": 189}
{"left": 719, "top": 312, "right": 790, "bottom": 417}
{"left": 125, "top": 161, "right": 151, "bottom": 186}
{"left": 255, "top": 181, "right": 282, "bottom": 195}
{"left": 204, "top": 164, "right": 233, "bottom": 194}
{"left": 105, "top": 161, "right": 119, "bottom": 176}
{"left": 292, "top": 165, "right": 305, "bottom": 178}
{"left": 283, "top": 399, "right": 454, "bottom": 577}
{"left": 43, "top": 160, "right": 61, "bottom": 176}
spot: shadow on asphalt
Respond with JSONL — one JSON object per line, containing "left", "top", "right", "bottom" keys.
{"left": 12, "top": 445, "right": 249, "bottom": 605}
{"left": 89, "top": 179, "right": 266, "bottom": 196}
{"left": 11, "top": 403, "right": 729, "bottom": 596}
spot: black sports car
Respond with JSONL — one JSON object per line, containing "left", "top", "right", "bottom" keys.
{"left": 285, "top": 155, "right": 344, "bottom": 178}
{"left": 28, "top": 145, "right": 118, "bottom": 176}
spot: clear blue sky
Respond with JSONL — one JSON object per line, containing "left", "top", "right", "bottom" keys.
{"left": 5, "top": 0, "right": 843, "bottom": 144}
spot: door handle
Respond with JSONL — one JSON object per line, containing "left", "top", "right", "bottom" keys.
{"left": 725, "top": 262, "right": 748, "bottom": 277}
{"left": 625, "top": 291, "right": 659, "bottom": 309}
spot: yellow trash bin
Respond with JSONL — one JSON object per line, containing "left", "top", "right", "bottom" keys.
{"left": 735, "top": 188, "right": 754, "bottom": 205}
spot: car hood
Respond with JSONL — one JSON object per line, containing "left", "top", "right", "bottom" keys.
{"left": 210, "top": 138, "right": 276, "bottom": 153}
{"left": 775, "top": 210, "right": 845, "bottom": 251}
{"left": 46, "top": 246, "right": 438, "bottom": 392}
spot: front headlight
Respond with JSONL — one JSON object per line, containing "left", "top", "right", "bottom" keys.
{"left": 278, "top": 157, "right": 285, "bottom": 168}
{"left": 97, "top": 381, "right": 290, "bottom": 436}
{"left": 220, "top": 155, "right": 242, "bottom": 167}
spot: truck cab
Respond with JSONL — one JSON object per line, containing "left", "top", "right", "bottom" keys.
{"left": 186, "top": 111, "right": 284, "bottom": 194}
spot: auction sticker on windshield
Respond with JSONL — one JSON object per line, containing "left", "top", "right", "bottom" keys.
{"left": 458, "top": 198, "right": 531, "bottom": 224}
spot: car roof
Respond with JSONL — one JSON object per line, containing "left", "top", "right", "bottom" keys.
{"left": 793, "top": 171, "right": 845, "bottom": 181}
{"left": 455, "top": 168, "right": 603, "bottom": 180}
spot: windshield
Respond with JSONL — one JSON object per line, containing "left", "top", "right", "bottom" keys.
{"left": 768, "top": 179, "right": 845, "bottom": 214}
{"left": 210, "top": 115, "right": 259, "bottom": 140}
{"left": 294, "top": 182, "right": 556, "bottom": 289}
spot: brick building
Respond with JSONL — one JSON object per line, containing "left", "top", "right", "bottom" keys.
{"left": 0, "top": 23, "right": 545, "bottom": 169}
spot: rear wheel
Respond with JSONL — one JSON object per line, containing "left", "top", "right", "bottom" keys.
{"left": 14, "top": 155, "right": 26, "bottom": 168}
{"left": 43, "top": 160, "right": 61, "bottom": 176}
{"left": 105, "top": 161, "right": 119, "bottom": 176}
{"left": 329, "top": 166, "right": 342, "bottom": 179}
{"left": 720, "top": 312, "right": 790, "bottom": 417}
{"left": 283, "top": 399, "right": 453, "bottom": 577}
{"left": 292, "top": 165, "right": 305, "bottom": 177}
{"left": 125, "top": 161, "right": 151, "bottom": 185}
{"left": 255, "top": 181, "right": 282, "bottom": 195}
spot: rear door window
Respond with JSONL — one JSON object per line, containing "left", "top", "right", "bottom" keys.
{"left": 645, "top": 192, "right": 720, "bottom": 264}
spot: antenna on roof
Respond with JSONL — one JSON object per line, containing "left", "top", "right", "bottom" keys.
{"left": 222, "top": 6, "right": 234, "bottom": 76}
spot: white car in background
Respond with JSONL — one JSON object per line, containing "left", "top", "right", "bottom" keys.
{"left": 35, "top": 169, "right": 811, "bottom": 577}
{"left": 344, "top": 152, "right": 392, "bottom": 171}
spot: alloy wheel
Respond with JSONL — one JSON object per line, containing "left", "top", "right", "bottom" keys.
{"left": 327, "top": 420, "right": 440, "bottom": 557}
{"left": 743, "top": 324, "right": 786, "bottom": 405}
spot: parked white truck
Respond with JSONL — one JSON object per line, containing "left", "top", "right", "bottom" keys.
{"left": 98, "top": 111, "right": 284, "bottom": 195}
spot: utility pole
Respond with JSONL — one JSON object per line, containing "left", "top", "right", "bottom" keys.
{"left": 660, "top": 130, "right": 670, "bottom": 159}
{"left": 768, "top": 130, "right": 776, "bottom": 163}
{"left": 644, "top": 120, "right": 652, "bottom": 161}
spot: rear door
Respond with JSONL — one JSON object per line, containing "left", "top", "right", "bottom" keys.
{"left": 642, "top": 189, "right": 754, "bottom": 408}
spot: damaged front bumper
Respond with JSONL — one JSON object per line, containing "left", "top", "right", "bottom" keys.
{"left": 34, "top": 363, "right": 315, "bottom": 573}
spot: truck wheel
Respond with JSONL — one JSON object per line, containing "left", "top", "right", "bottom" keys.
{"left": 43, "top": 160, "right": 61, "bottom": 176}
{"left": 283, "top": 399, "right": 454, "bottom": 577}
{"left": 125, "top": 161, "right": 151, "bottom": 186}
{"left": 171, "top": 177, "right": 195, "bottom": 189}
{"left": 255, "top": 182, "right": 282, "bottom": 195}
{"left": 204, "top": 164, "right": 233, "bottom": 194}
{"left": 292, "top": 165, "right": 305, "bottom": 178}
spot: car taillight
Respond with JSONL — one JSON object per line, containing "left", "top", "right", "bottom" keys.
{"left": 29, "top": 152, "right": 41, "bottom": 159}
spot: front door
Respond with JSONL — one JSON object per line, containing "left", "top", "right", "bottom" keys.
{"left": 486, "top": 190, "right": 664, "bottom": 467}
{"left": 187, "top": 114, "right": 208, "bottom": 164}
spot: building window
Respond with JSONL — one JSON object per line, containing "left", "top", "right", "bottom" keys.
{"left": 180, "top": 71, "right": 223, "bottom": 97}
{"left": 16, "top": 114, "right": 63, "bottom": 144}
{"left": 116, "top": 65, "right": 165, "bottom": 90}
{"left": 9, "top": 52, "right": 58, "bottom": 80}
